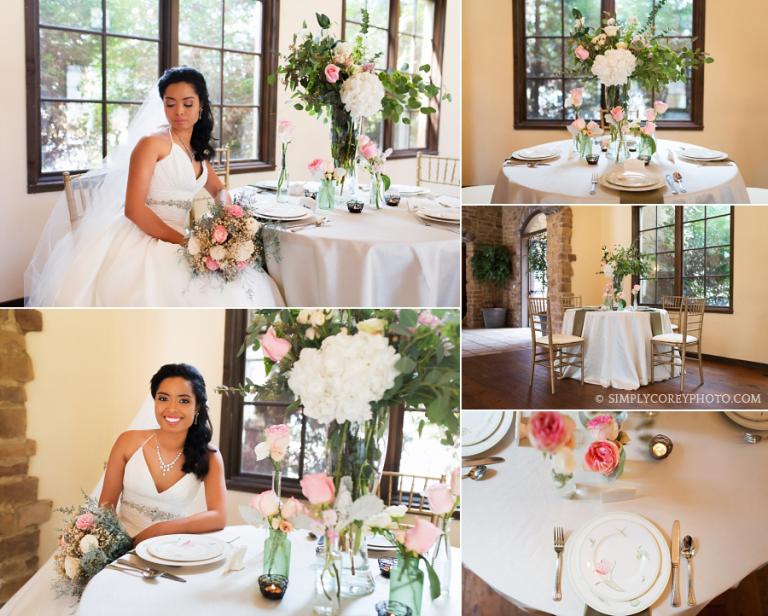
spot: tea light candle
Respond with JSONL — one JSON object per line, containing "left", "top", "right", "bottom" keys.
{"left": 637, "top": 154, "right": 652, "bottom": 165}
{"left": 586, "top": 154, "right": 600, "bottom": 165}
{"left": 385, "top": 193, "right": 401, "bottom": 207}
{"left": 258, "top": 574, "right": 288, "bottom": 600}
{"left": 347, "top": 199, "right": 365, "bottom": 213}
{"left": 649, "top": 434, "right": 673, "bottom": 460}
{"left": 378, "top": 557, "right": 396, "bottom": 578}
{"left": 375, "top": 600, "right": 413, "bottom": 616}
{"left": 600, "top": 137, "right": 610, "bottom": 152}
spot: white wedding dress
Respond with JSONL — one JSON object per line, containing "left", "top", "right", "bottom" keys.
{"left": 26, "top": 129, "right": 285, "bottom": 307}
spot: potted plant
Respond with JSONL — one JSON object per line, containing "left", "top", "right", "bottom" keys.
{"left": 471, "top": 244, "right": 513, "bottom": 328}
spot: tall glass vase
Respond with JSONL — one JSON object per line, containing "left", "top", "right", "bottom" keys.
{"left": 329, "top": 107, "right": 359, "bottom": 196}
{"left": 263, "top": 528, "right": 291, "bottom": 577}
{"left": 369, "top": 173, "right": 384, "bottom": 209}
{"left": 313, "top": 539, "right": 341, "bottom": 616}
{"left": 389, "top": 556, "right": 424, "bottom": 616}
{"left": 429, "top": 519, "right": 452, "bottom": 599}
{"left": 276, "top": 143, "right": 289, "bottom": 203}
{"left": 606, "top": 84, "right": 630, "bottom": 164}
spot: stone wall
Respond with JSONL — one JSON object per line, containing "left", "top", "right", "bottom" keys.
{"left": 0, "top": 310, "right": 50, "bottom": 606}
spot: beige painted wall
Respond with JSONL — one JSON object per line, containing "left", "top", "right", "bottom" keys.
{"left": 462, "top": 0, "right": 768, "bottom": 190}
{"left": 0, "top": 0, "right": 460, "bottom": 302}
{"left": 570, "top": 206, "right": 768, "bottom": 364}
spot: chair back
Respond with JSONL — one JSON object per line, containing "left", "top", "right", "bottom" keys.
{"left": 561, "top": 294, "right": 582, "bottom": 308}
{"left": 416, "top": 153, "right": 460, "bottom": 190}
{"left": 375, "top": 471, "right": 446, "bottom": 525}
{"left": 681, "top": 297, "right": 705, "bottom": 339}
{"left": 662, "top": 295, "right": 685, "bottom": 329}
{"left": 527, "top": 296, "right": 551, "bottom": 343}
{"left": 212, "top": 145, "right": 231, "bottom": 189}
{"left": 63, "top": 171, "right": 101, "bottom": 225}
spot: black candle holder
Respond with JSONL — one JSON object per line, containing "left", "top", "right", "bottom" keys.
{"left": 378, "top": 557, "right": 397, "bottom": 578}
{"left": 258, "top": 574, "right": 288, "bottom": 600}
{"left": 637, "top": 154, "right": 652, "bottom": 166}
{"left": 385, "top": 192, "right": 401, "bottom": 207}
{"left": 375, "top": 600, "right": 413, "bottom": 616}
{"left": 586, "top": 154, "right": 600, "bottom": 165}
{"left": 347, "top": 199, "right": 365, "bottom": 213}
{"left": 304, "top": 188, "right": 318, "bottom": 200}
{"left": 649, "top": 434, "right": 673, "bottom": 460}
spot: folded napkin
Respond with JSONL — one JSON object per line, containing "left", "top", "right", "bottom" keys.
{"left": 406, "top": 197, "right": 437, "bottom": 212}
{"left": 585, "top": 607, "right": 650, "bottom": 616}
{"left": 571, "top": 308, "right": 663, "bottom": 337}
{"left": 623, "top": 158, "right": 646, "bottom": 173}
{"left": 225, "top": 544, "right": 247, "bottom": 572}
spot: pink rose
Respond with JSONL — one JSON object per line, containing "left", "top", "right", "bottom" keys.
{"left": 584, "top": 440, "right": 621, "bottom": 476}
{"left": 595, "top": 559, "right": 613, "bottom": 576}
{"left": 254, "top": 424, "right": 291, "bottom": 462}
{"left": 261, "top": 326, "right": 291, "bottom": 362}
{"left": 426, "top": 483, "right": 455, "bottom": 515}
{"left": 75, "top": 513, "right": 95, "bottom": 531}
{"left": 587, "top": 415, "right": 619, "bottom": 441}
{"left": 571, "top": 117, "right": 586, "bottom": 131}
{"left": 450, "top": 468, "right": 460, "bottom": 496}
{"left": 362, "top": 62, "right": 375, "bottom": 73}
{"left": 204, "top": 256, "right": 219, "bottom": 271}
{"left": 324, "top": 64, "right": 340, "bottom": 83}
{"left": 300, "top": 473, "right": 336, "bottom": 505}
{"left": 568, "top": 87, "right": 583, "bottom": 107}
{"left": 250, "top": 489, "right": 280, "bottom": 518}
{"left": 529, "top": 412, "right": 575, "bottom": 453}
{"left": 225, "top": 204, "right": 244, "bottom": 218}
{"left": 236, "top": 260, "right": 248, "bottom": 270}
{"left": 404, "top": 518, "right": 442, "bottom": 555}
{"left": 586, "top": 121, "right": 601, "bottom": 137}
{"left": 574, "top": 45, "right": 589, "bottom": 61}
{"left": 359, "top": 139, "right": 379, "bottom": 160}
{"left": 610, "top": 106, "right": 624, "bottom": 122}
{"left": 645, "top": 108, "right": 657, "bottom": 122}
{"left": 653, "top": 100, "right": 668, "bottom": 115}
{"left": 417, "top": 310, "right": 442, "bottom": 328}
{"left": 211, "top": 224, "right": 228, "bottom": 244}
{"left": 281, "top": 497, "right": 305, "bottom": 520}
{"left": 277, "top": 119, "right": 295, "bottom": 142}
{"left": 642, "top": 121, "right": 656, "bottom": 136}
{"left": 632, "top": 284, "right": 641, "bottom": 294}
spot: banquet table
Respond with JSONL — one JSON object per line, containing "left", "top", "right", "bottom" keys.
{"left": 231, "top": 187, "right": 460, "bottom": 307}
{"left": 462, "top": 411, "right": 768, "bottom": 616}
{"left": 490, "top": 139, "right": 750, "bottom": 204}
{"left": 561, "top": 308, "right": 673, "bottom": 390}
{"left": 77, "top": 525, "right": 460, "bottom": 616}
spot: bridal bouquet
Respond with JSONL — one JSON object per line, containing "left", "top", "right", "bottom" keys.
{"left": 53, "top": 496, "right": 133, "bottom": 597}
{"left": 183, "top": 201, "right": 265, "bottom": 282}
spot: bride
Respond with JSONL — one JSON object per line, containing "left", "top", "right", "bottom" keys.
{"left": 0, "top": 363, "right": 226, "bottom": 616}
{"left": 25, "top": 66, "right": 285, "bottom": 307}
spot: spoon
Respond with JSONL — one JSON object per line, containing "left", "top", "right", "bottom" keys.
{"left": 672, "top": 171, "right": 687, "bottom": 193}
{"left": 462, "top": 465, "right": 487, "bottom": 481}
{"left": 744, "top": 432, "right": 763, "bottom": 444}
{"left": 681, "top": 535, "right": 696, "bottom": 606}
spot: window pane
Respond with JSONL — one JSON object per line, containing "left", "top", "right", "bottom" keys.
{"left": 179, "top": 45, "right": 222, "bottom": 103}
{"left": 526, "top": 39, "right": 563, "bottom": 78}
{"left": 655, "top": 0, "right": 693, "bottom": 35}
{"left": 641, "top": 279, "right": 656, "bottom": 304}
{"left": 683, "top": 248, "right": 704, "bottom": 277}
{"left": 526, "top": 79, "right": 562, "bottom": 120}
{"left": 415, "top": 0, "right": 435, "bottom": 38}
{"left": 639, "top": 206, "right": 656, "bottom": 231}
{"left": 106, "top": 102, "right": 141, "bottom": 151}
{"left": 657, "top": 206, "right": 675, "bottom": 227}
{"left": 616, "top": 0, "right": 652, "bottom": 22}
{"left": 706, "top": 215, "right": 731, "bottom": 247}
{"left": 222, "top": 106, "right": 259, "bottom": 160}
{"left": 657, "top": 278, "right": 675, "bottom": 302}
{"left": 706, "top": 205, "right": 730, "bottom": 218}
{"left": 398, "top": 412, "right": 455, "bottom": 480}
{"left": 362, "top": 114, "right": 385, "bottom": 148}
{"left": 706, "top": 246, "right": 730, "bottom": 277}
{"left": 564, "top": 79, "right": 600, "bottom": 120}
{"left": 705, "top": 276, "right": 730, "bottom": 307}
{"left": 393, "top": 111, "right": 428, "bottom": 150}
{"left": 224, "top": 0, "right": 263, "bottom": 53}
{"left": 40, "top": 0, "right": 102, "bottom": 30}
{"left": 564, "top": 0, "right": 600, "bottom": 28}
{"left": 40, "top": 29, "right": 102, "bottom": 100}
{"left": 346, "top": 23, "right": 388, "bottom": 69}
{"left": 525, "top": 0, "right": 562, "bottom": 36}
{"left": 640, "top": 229, "right": 656, "bottom": 254}
{"left": 657, "top": 252, "right": 675, "bottom": 277}
{"left": 354, "top": 0, "right": 390, "bottom": 26}
{"left": 658, "top": 225, "right": 675, "bottom": 253}
{"left": 684, "top": 205, "right": 705, "bottom": 221}
{"left": 683, "top": 277, "right": 704, "bottom": 298}
{"left": 179, "top": 0, "right": 223, "bottom": 47}
{"left": 106, "top": 37, "right": 158, "bottom": 101}
{"left": 41, "top": 102, "right": 103, "bottom": 172}
{"left": 398, "top": 34, "right": 416, "bottom": 71}
{"left": 106, "top": 0, "right": 159, "bottom": 38}
{"left": 223, "top": 52, "right": 261, "bottom": 105}
{"left": 399, "top": 0, "right": 416, "bottom": 34}
{"left": 683, "top": 220, "right": 705, "bottom": 250}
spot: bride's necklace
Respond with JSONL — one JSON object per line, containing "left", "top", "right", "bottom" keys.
{"left": 155, "top": 436, "right": 183, "bottom": 476}
{"left": 171, "top": 130, "right": 194, "bottom": 162}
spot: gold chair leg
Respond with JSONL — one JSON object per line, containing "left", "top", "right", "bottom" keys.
{"left": 579, "top": 343, "right": 584, "bottom": 385}
{"left": 698, "top": 344, "right": 704, "bottom": 383}
{"left": 548, "top": 345, "right": 556, "bottom": 395}
{"left": 529, "top": 345, "right": 536, "bottom": 387}
{"left": 679, "top": 346, "right": 686, "bottom": 392}
{"left": 650, "top": 342, "right": 656, "bottom": 384}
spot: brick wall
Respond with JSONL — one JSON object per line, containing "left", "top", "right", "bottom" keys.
{"left": 0, "top": 310, "right": 51, "bottom": 606}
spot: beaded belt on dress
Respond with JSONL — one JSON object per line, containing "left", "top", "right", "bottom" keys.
{"left": 121, "top": 499, "right": 179, "bottom": 522}
{"left": 146, "top": 197, "right": 193, "bottom": 211}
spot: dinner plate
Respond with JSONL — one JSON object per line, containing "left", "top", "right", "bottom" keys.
{"left": 437, "top": 195, "right": 460, "bottom": 208}
{"left": 147, "top": 534, "right": 225, "bottom": 562}
{"left": 415, "top": 208, "right": 461, "bottom": 223}
{"left": 511, "top": 146, "right": 559, "bottom": 161}
{"left": 389, "top": 184, "right": 429, "bottom": 196}
{"left": 724, "top": 411, "right": 768, "bottom": 431}
{"left": 367, "top": 534, "right": 397, "bottom": 552}
{"left": 136, "top": 535, "right": 228, "bottom": 567}
{"left": 253, "top": 204, "right": 311, "bottom": 220}
{"left": 599, "top": 174, "right": 666, "bottom": 193}
{"left": 462, "top": 411, "right": 514, "bottom": 457}
{"left": 676, "top": 147, "right": 728, "bottom": 161}
{"left": 604, "top": 169, "right": 658, "bottom": 188}
{"left": 566, "top": 512, "right": 671, "bottom": 616}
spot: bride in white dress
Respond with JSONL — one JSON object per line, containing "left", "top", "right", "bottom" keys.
{"left": 25, "top": 66, "right": 284, "bottom": 307}
{"left": 0, "top": 363, "right": 227, "bottom": 616}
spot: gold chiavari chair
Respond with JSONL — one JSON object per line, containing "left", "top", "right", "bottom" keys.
{"left": 63, "top": 171, "right": 101, "bottom": 226}
{"left": 528, "top": 296, "right": 585, "bottom": 395}
{"left": 191, "top": 145, "right": 232, "bottom": 227}
{"left": 375, "top": 471, "right": 447, "bottom": 526}
{"left": 560, "top": 294, "right": 583, "bottom": 308}
{"left": 416, "top": 153, "right": 460, "bottom": 192}
{"left": 651, "top": 297, "right": 705, "bottom": 391}
{"left": 661, "top": 295, "right": 685, "bottom": 331}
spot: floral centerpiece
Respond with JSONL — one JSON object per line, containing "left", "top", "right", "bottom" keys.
{"left": 584, "top": 414, "right": 631, "bottom": 480}
{"left": 566, "top": 87, "right": 604, "bottom": 158}
{"left": 53, "top": 496, "right": 133, "bottom": 598}
{"left": 600, "top": 243, "right": 651, "bottom": 309}
{"left": 568, "top": 0, "right": 712, "bottom": 161}
{"left": 274, "top": 11, "right": 449, "bottom": 193}
{"left": 529, "top": 412, "right": 578, "bottom": 495}
{"left": 358, "top": 135, "right": 392, "bottom": 208}
{"left": 183, "top": 201, "right": 265, "bottom": 281}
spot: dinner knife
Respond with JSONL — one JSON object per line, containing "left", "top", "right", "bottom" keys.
{"left": 117, "top": 558, "right": 187, "bottom": 583}
{"left": 461, "top": 456, "right": 505, "bottom": 467}
{"left": 671, "top": 520, "right": 681, "bottom": 606}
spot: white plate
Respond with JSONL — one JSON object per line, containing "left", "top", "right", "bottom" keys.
{"left": 462, "top": 411, "right": 514, "bottom": 457}
{"left": 599, "top": 174, "right": 666, "bottom": 193}
{"left": 253, "top": 204, "right": 311, "bottom": 220}
{"left": 566, "top": 513, "right": 671, "bottom": 616}
{"left": 136, "top": 535, "right": 228, "bottom": 567}
{"left": 724, "top": 411, "right": 768, "bottom": 431}
{"left": 511, "top": 146, "right": 560, "bottom": 161}
{"left": 148, "top": 534, "right": 225, "bottom": 562}
{"left": 676, "top": 147, "right": 728, "bottom": 161}
{"left": 416, "top": 208, "right": 461, "bottom": 223}
{"left": 390, "top": 184, "right": 429, "bottom": 196}
{"left": 578, "top": 517, "right": 661, "bottom": 602}
{"left": 437, "top": 195, "right": 460, "bottom": 208}
{"left": 462, "top": 412, "right": 503, "bottom": 446}
{"left": 604, "top": 169, "right": 658, "bottom": 188}
{"left": 366, "top": 534, "right": 397, "bottom": 552}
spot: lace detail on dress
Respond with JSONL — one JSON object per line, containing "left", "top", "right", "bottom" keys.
{"left": 121, "top": 499, "right": 179, "bottom": 522}
{"left": 146, "top": 197, "right": 193, "bottom": 211}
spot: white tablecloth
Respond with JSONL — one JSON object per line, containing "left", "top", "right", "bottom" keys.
{"left": 75, "top": 526, "right": 459, "bottom": 616}
{"left": 462, "top": 411, "right": 768, "bottom": 616}
{"left": 562, "top": 309, "right": 673, "bottom": 390}
{"left": 491, "top": 139, "right": 750, "bottom": 204}
{"left": 233, "top": 188, "right": 459, "bottom": 307}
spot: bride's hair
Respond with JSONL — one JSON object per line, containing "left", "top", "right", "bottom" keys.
{"left": 158, "top": 66, "right": 216, "bottom": 162}
{"left": 150, "top": 363, "right": 214, "bottom": 480}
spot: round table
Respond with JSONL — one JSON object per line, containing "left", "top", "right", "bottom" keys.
{"left": 562, "top": 308, "right": 673, "bottom": 390}
{"left": 232, "top": 187, "right": 459, "bottom": 307}
{"left": 462, "top": 411, "right": 768, "bottom": 616}
{"left": 76, "top": 525, "right": 460, "bottom": 616}
{"left": 491, "top": 139, "right": 750, "bottom": 204}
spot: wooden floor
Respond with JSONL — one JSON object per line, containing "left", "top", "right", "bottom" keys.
{"left": 462, "top": 348, "right": 768, "bottom": 410}
{"left": 463, "top": 565, "right": 768, "bottom": 615}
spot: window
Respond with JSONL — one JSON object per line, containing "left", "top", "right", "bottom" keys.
{"left": 343, "top": 0, "right": 447, "bottom": 157}
{"left": 633, "top": 206, "right": 733, "bottom": 313}
{"left": 219, "top": 311, "right": 456, "bottom": 502}
{"left": 25, "top": 0, "right": 278, "bottom": 193}
{"left": 513, "top": 0, "right": 706, "bottom": 129}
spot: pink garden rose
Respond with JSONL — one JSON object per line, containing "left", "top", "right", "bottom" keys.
{"left": 425, "top": 483, "right": 455, "bottom": 515}
{"left": 324, "top": 64, "right": 340, "bottom": 83}
{"left": 204, "top": 256, "right": 219, "bottom": 271}
{"left": 261, "top": 326, "right": 291, "bottom": 362}
{"left": 642, "top": 121, "right": 656, "bottom": 136}
{"left": 584, "top": 440, "right": 621, "bottom": 476}
{"left": 225, "top": 204, "right": 244, "bottom": 218}
{"left": 417, "top": 310, "right": 442, "bottom": 328}
{"left": 75, "top": 513, "right": 95, "bottom": 531}
{"left": 571, "top": 117, "right": 587, "bottom": 131}
{"left": 255, "top": 423, "right": 291, "bottom": 462}
{"left": 236, "top": 261, "right": 248, "bottom": 270}
{"left": 281, "top": 497, "right": 305, "bottom": 520}
{"left": 529, "top": 412, "right": 575, "bottom": 453}
{"left": 574, "top": 45, "right": 590, "bottom": 61}
{"left": 610, "top": 106, "right": 625, "bottom": 122}
{"left": 362, "top": 62, "right": 375, "bottom": 73}
{"left": 404, "top": 518, "right": 442, "bottom": 555}
{"left": 632, "top": 284, "right": 641, "bottom": 294}
{"left": 211, "top": 224, "right": 228, "bottom": 244}
{"left": 277, "top": 119, "right": 295, "bottom": 142}
{"left": 358, "top": 136, "right": 379, "bottom": 160}
{"left": 568, "top": 87, "right": 583, "bottom": 107}
{"left": 586, "top": 415, "right": 619, "bottom": 441}
{"left": 653, "top": 100, "right": 669, "bottom": 115}
{"left": 250, "top": 489, "right": 280, "bottom": 518}
{"left": 300, "top": 473, "right": 336, "bottom": 505}
{"left": 645, "top": 108, "right": 657, "bottom": 122}
{"left": 586, "top": 121, "right": 601, "bottom": 137}
{"left": 450, "top": 468, "right": 460, "bottom": 496}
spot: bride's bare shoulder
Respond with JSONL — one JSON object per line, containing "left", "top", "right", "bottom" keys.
{"left": 113, "top": 429, "right": 155, "bottom": 453}
{"left": 133, "top": 131, "right": 172, "bottom": 158}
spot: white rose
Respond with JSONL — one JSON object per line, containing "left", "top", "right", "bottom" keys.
{"left": 79, "top": 534, "right": 99, "bottom": 554}
{"left": 385, "top": 505, "right": 408, "bottom": 519}
{"left": 333, "top": 41, "right": 355, "bottom": 66}
{"left": 297, "top": 309, "right": 312, "bottom": 325}
{"left": 64, "top": 556, "right": 81, "bottom": 580}
{"left": 603, "top": 25, "right": 618, "bottom": 37}
{"left": 552, "top": 448, "right": 576, "bottom": 475}
{"left": 234, "top": 240, "right": 255, "bottom": 262}
{"left": 616, "top": 41, "right": 628, "bottom": 50}
{"left": 187, "top": 236, "right": 201, "bottom": 256}
{"left": 340, "top": 71, "right": 385, "bottom": 119}
{"left": 306, "top": 327, "right": 316, "bottom": 340}
{"left": 366, "top": 511, "right": 393, "bottom": 529}
{"left": 245, "top": 218, "right": 262, "bottom": 234}
{"left": 209, "top": 245, "right": 227, "bottom": 261}
{"left": 309, "top": 310, "right": 327, "bottom": 327}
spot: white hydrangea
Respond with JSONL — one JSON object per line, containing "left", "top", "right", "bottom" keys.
{"left": 287, "top": 332, "right": 401, "bottom": 424}
{"left": 340, "top": 71, "right": 385, "bottom": 119}
{"left": 233, "top": 240, "right": 254, "bottom": 262}
{"left": 245, "top": 218, "right": 262, "bottom": 235}
{"left": 591, "top": 48, "right": 637, "bottom": 87}
{"left": 187, "top": 236, "right": 201, "bottom": 256}
{"left": 209, "top": 245, "right": 227, "bottom": 261}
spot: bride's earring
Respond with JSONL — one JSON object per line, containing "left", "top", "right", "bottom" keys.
{"left": 193, "top": 413, "right": 198, "bottom": 425}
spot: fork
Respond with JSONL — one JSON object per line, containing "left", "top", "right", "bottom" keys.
{"left": 421, "top": 220, "right": 461, "bottom": 234}
{"left": 554, "top": 526, "right": 565, "bottom": 601}
{"left": 589, "top": 172, "right": 598, "bottom": 195}
{"left": 107, "top": 563, "right": 162, "bottom": 579}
